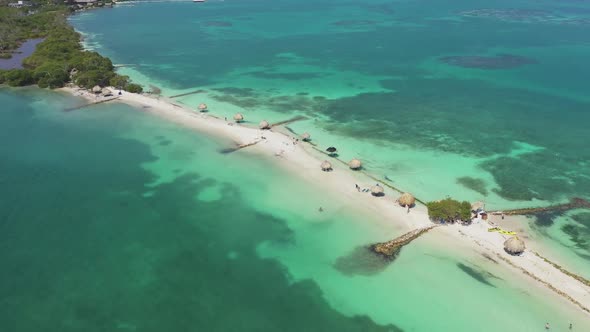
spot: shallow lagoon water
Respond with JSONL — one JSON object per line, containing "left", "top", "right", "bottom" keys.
{"left": 70, "top": 0, "right": 590, "bottom": 204}
{"left": 0, "top": 88, "right": 399, "bottom": 331}
{"left": 69, "top": 0, "right": 590, "bottom": 272}
{"left": 1, "top": 86, "right": 589, "bottom": 330}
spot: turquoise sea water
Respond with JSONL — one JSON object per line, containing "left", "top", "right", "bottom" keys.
{"left": 69, "top": 0, "right": 590, "bottom": 278}
{"left": 71, "top": 0, "right": 590, "bottom": 204}
{"left": 2, "top": 0, "right": 590, "bottom": 330}
{"left": 2, "top": 88, "right": 589, "bottom": 331}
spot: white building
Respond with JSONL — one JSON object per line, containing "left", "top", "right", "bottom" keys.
{"left": 8, "top": 1, "right": 32, "bottom": 8}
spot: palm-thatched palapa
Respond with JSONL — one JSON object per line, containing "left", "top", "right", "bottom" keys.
{"left": 101, "top": 88, "right": 113, "bottom": 97}
{"left": 198, "top": 103, "right": 208, "bottom": 112}
{"left": 233, "top": 113, "right": 244, "bottom": 123}
{"left": 471, "top": 201, "right": 485, "bottom": 211}
{"left": 92, "top": 85, "right": 102, "bottom": 94}
{"left": 259, "top": 120, "right": 271, "bottom": 129}
{"left": 348, "top": 158, "right": 362, "bottom": 170}
{"left": 301, "top": 132, "right": 311, "bottom": 141}
{"left": 398, "top": 192, "right": 416, "bottom": 207}
{"left": 371, "top": 185, "right": 384, "bottom": 197}
{"left": 504, "top": 237, "right": 525, "bottom": 255}
{"left": 321, "top": 160, "right": 333, "bottom": 172}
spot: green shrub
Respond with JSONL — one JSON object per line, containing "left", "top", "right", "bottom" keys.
{"left": 70, "top": 51, "right": 113, "bottom": 72}
{"left": 109, "top": 74, "right": 129, "bottom": 89}
{"left": 33, "top": 63, "right": 69, "bottom": 88}
{"left": 124, "top": 83, "right": 143, "bottom": 93}
{"left": 426, "top": 198, "right": 472, "bottom": 223}
{"left": 74, "top": 69, "right": 114, "bottom": 89}
{"left": 4, "top": 69, "right": 34, "bottom": 86}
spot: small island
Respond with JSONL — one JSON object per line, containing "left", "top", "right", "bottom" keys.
{"left": 0, "top": 0, "right": 141, "bottom": 92}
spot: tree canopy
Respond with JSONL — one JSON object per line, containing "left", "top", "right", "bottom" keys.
{"left": 1, "top": 4, "right": 142, "bottom": 92}
{"left": 426, "top": 198, "right": 472, "bottom": 223}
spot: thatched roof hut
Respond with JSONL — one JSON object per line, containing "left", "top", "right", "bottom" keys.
{"left": 301, "top": 132, "right": 311, "bottom": 141}
{"left": 198, "top": 103, "right": 208, "bottom": 111}
{"left": 371, "top": 185, "right": 384, "bottom": 197}
{"left": 471, "top": 201, "right": 485, "bottom": 211}
{"left": 348, "top": 158, "right": 362, "bottom": 170}
{"left": 233, "top": 113, "right": 244, "bottom": 122}
{"left": 259, "top": 120, "right": 271, "bottom": 129}
{"left": 398, "top": 192, "right": 416, "bottom": 207}
{"left": 92, "top": 85, "right": 102, "bottom": 94}
{"left": 101, "top": 88, "right": 113, "bottom": 97}
{"left": 321, "top": 160, "right": 332, "bottom": 172}
{"left": 504, "top": 237, "right": 525, "bottom": 255}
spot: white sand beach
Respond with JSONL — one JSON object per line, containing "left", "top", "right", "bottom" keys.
{"left": 62, "top": 86, "right": 590, "bottom": 317}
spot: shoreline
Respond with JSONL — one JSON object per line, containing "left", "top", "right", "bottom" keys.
{"left": 60, "top": 86, "right": 590, "bottom": 317}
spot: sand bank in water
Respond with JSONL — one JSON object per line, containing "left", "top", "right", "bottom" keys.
{"left": 61, "top": 86, "right": 590, "bottom": 318}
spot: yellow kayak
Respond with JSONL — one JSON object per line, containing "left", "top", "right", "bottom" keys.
{"left": 488, "top": 227, "right": 516, "bottom": 235}
{"left": 499, "top": 230, "right": 517, "bottom": 235}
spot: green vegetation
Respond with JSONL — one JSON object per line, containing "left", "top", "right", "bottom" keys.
{"left": 426, "top": 198, "right": 472, "bottom": 223}
{"left": 0, "top": 2, "right": 67, "bottom": 57}
{"left": 0, "top": 2, "right": 142, "bottom": 92}
{"left": 124, "top": 83, "right": 143, "bottom": 93}
{"left": 0, "top": 68, "right": 34, "bottom": 86}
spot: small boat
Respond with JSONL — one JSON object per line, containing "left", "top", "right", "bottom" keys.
{"left": 193, "top": 0, "right": 205, "bottom": 2}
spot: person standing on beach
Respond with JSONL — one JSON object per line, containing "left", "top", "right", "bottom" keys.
{"left": 355, "top": 184, "right": 360, "bottom": 192}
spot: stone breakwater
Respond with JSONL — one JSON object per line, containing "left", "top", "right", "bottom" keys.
{"left": 490, "top": 197, "right": 590, "bottom": 216}
{"left": 371, "top": 225, "right": 438, "bottom": 258}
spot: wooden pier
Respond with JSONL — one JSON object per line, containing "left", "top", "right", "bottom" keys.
{"left": 270, "top": 115, "right": 307, "bottom": 128}
{"left": 113, "top": 64, "right": 137, "bottom": 68}
{"left": 63, "top": 96, "right": 120, "bottom": 112}
{"left": 219, "top": 140, "right": 261, "bottom": 154}
{"left": 169, "top": 90, "right": 206, "bottom": 98}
